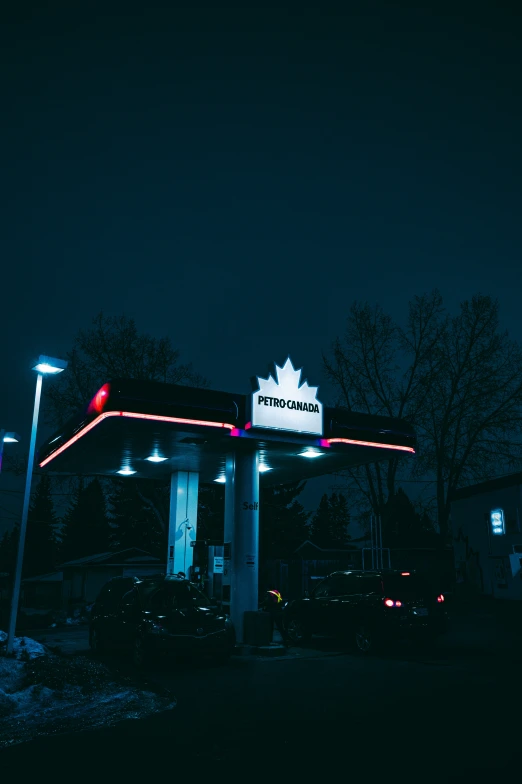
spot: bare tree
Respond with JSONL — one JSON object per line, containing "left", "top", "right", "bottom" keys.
{"left": 36, "top": 313, "right": 208, "bottom": 555}
{"left": 44, "top": 313, "right": 208, "bottom": 428}
{"left": 418, "top": 294, "right": 522, "bottom": 541}
{"left": 323, "top": 291, "right": 444, "bottom": 520}
{"left": 325, "top": 292, "right": 522, "bottom": 545}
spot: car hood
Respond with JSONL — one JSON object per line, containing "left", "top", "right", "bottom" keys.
{"left": 149, "top": 606, "right": 227, "bottom": 633}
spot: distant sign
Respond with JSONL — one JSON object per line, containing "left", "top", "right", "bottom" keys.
{"left": 214, "top": 556, "right": 224, "bottom": 573}
{"left": 490, "top": 509, "right": 505, "bottom": 536}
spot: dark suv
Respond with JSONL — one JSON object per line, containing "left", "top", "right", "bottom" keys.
{"left": 89, "top": 575, "right": 235, "bottom": 666}
{"left": 283, "top": 570, "right": 448, "bottom": 652}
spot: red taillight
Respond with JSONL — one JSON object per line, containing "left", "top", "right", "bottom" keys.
{"left": 87, "top": 383, "right": 110, "bottom": 414}
{"left": 437, "top": 594, "right": 445, "bottom": 603}
{"left": 384, "top": 598, "right": 402, "bottom": 608}
{"left": 401, "top": 572, "right": 410, "bottom": 576}
{"left": 395, "top": 600, "right": 402, "bottom": 608}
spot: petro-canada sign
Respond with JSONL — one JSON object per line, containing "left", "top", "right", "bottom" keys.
{"left": 251, "top": 357, "right": 323, "bottom": 436}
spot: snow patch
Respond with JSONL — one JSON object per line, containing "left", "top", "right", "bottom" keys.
{"left": 0, "top": 640, "right": 176, "bottom": 747}
{"left": 0, "top": 630, "right": 47, "bottom": 660}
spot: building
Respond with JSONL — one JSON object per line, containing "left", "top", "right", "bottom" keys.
{"left": 19, "top": 548, "right": 165, "bottom": 612}
{"left": 61, "top": 548, "right": 166, "bottom": 608}
{"left": 451, "top": 473, "right": 522, "bottom": 600}
{"left": 22, "top": 571, "right": 63, "bottom": 610}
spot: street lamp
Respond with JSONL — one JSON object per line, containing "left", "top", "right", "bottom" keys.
{"left": 0, "top": 431, "right": 21, "bottom": 475}
{"left": 6, "top": 355, "right": 67, "bottom": 654}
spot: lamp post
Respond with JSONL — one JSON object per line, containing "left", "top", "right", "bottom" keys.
{"left": 6, "top": 355, "right": 67, "bottom": 654}
{"left": 0, "top": 431, "right": 21, "bottom": 475}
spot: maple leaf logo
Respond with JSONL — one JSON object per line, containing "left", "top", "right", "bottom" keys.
{"left": 251, "top": 357, "right": 323, "bottom": 435}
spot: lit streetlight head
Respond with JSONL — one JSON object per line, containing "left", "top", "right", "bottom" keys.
{"left": 117, "top": 467, "right": 136, "bottom": 476}
{"left": 33, "top": 355, "right": 68, "bottom": 374}
{"left": 259, "top": 464, "right": 272, "bottom": 472}
{"left": 146, "top": 454, "right": 168, "bottom": 463}
{"left": 3, "top": 432, "right": 20, "bottom": 443}
{"left": 214, "top": 476, "right": 226, "bottom": 483}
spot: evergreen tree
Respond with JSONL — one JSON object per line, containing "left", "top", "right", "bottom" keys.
{"left": 309, "top": 494, "right": 331, "bottom": 547}
{"left": 0, "top": 528, "right": 17, "bottom": 575}
{"left": 328, "top": 492, "right": 351, "bottom": 547}
{"left": 197, "top": 484, "right": 225, "bottom": 542}
{"left": 310, "top": 492, "right": 351, "bottom": 549}
{"left": 24, "top": 475, "right": 59, "bottom": 576}
{"left": 260, "top": 482, "right": 311, "bottom": 559}
{"left": 80, "top": 478, "right": 110, "bottom": 554}
{"left": 60, "top": 479, "right": 86, "bottom": 563}
{"left": 381, "top": 488, "right": 436, "bottom": 548}
{"left": 60, "top": 478, "right": 111, "bottom": 562}
{"left": 109, "top": 479, "right": 165, "bottom": 558}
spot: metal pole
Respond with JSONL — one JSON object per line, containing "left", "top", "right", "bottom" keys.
{"left": 7, "top": 373, "right": 43, "bottom": 654}
{"left": 0, "top": 429, "right": 5, "bottom": 475}
{"left": 231, "top": 449, "right": 259, "bottom": 643}
{"left": 378, "top": 513, "right": 383, "bottom": 569}
{"left": 184, "top": 524, "right": 187, "bottom": 575}
{"left": 370, "top": 514, "right": 375, "bottom": 569}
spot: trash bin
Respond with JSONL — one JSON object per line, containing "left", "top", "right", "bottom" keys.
{"left": 243, "top": 611, "right": 272, "bottom": 646}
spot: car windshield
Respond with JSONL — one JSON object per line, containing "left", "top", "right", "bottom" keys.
{"left": 144, "top": 581, "right": 212, "bottom": 612}
{"left": 382, "top": 574, "right": 430, "bottom": 600}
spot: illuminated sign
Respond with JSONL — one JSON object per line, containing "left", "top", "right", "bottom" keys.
{"left": 490, "top": 509, "right": 505, "bottom": 536}
{"left": 251, "top": 357, "right": 323, "bottom": 435}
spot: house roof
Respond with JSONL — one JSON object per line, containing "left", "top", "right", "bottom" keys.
{"left": 450, "top": 472, "right": 522, "bottom": 502}
{"left": 59, "top": 548, "right": 160, "bottom": 568}
{"left": 22, "top": 571, "right": 63, "bottom": 583}
{"left": 293, "top": 539, "right": 358, "bottom": 555}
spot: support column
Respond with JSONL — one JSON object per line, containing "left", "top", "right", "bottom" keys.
{"left": 231, "top": 449, "right": 259, "bottom": 643}
{"left": 222, "top": 454, "right": 235, "bottom": 611}
{"left": 167, "top": 472, "right": 199, "bottom": 577}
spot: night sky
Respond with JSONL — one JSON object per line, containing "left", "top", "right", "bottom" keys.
{"left": 1, "top": 2, "right": 521, "bottom": 526}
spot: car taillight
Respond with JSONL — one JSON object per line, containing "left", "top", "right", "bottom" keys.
{"left": 384, "top": 598, "right": 402, "bottom": 608}
{"left": 437, "top": 594, "right": 445, "bottom": 603}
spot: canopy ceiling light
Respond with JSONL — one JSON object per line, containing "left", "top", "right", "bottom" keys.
{"left": 146, "top": 454, "right": 168, "bottom": 463}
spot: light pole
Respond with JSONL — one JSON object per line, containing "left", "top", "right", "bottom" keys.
{"left": 0, "top": 431, "right": 21, "bottom": 475}
{"left": 6, "top": 355, "right": 67, "bottom": 654}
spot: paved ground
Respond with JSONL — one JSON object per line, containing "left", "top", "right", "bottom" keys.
{"left": 3, "top": 609, "right": 522, "bottom": 778}
{"left": 27, "top": 626, "right": 91, "bottom": 655}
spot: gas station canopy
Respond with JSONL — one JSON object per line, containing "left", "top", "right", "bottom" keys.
{"left": 38, "top": 376, "right": 416, "bottom": 483}
{"left": 37, "top": 359, "right": 416, "bottom": 643}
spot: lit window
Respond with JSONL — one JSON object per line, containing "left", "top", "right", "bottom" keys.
{"left": 490, "top": 509, "right": 505, "bottom": 536}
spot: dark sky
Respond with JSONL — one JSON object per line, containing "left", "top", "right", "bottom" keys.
{"left": 1, "top": 1, "right": 521, "bottom": 524}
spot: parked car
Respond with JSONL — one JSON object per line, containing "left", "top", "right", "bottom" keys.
{"left": 89, "top": 574, "right": 235, "bottom": 666}
{"left": 283, "top": 569, "right": 449, "bottom": 652}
